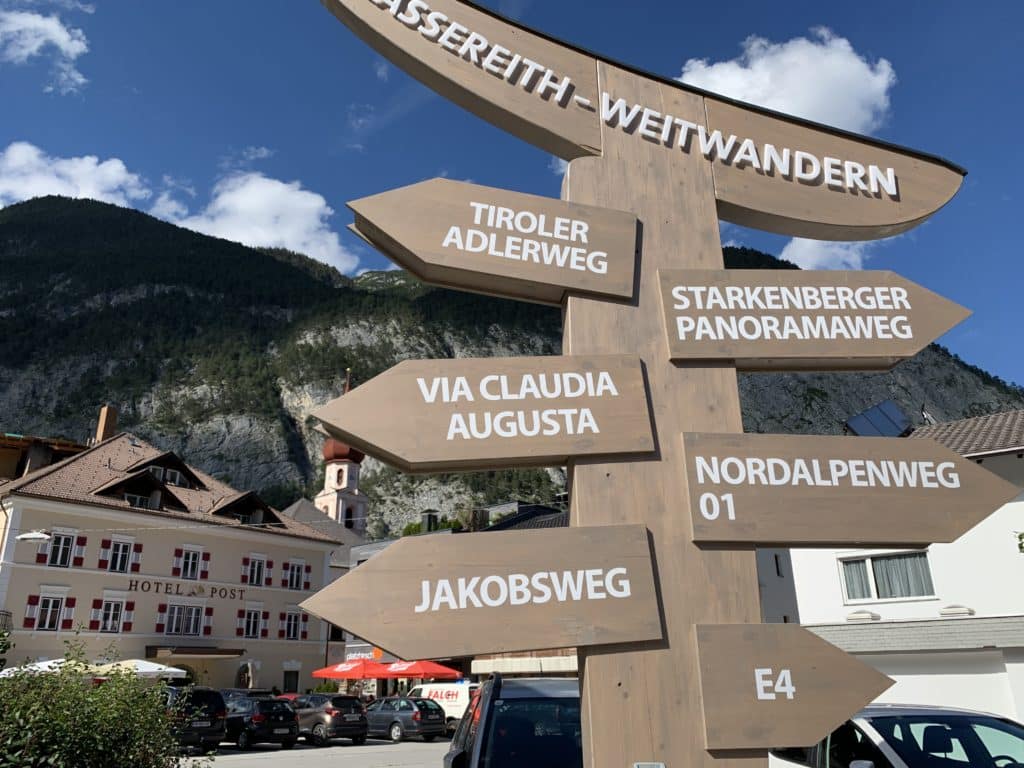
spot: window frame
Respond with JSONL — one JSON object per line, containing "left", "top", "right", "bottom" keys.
{"left": 285, "top": 612, "right": 301, "bottom": 641}
{"left": 287, "top": 562, "right": 303, "bottom": 591}
{"left": 109, "top": 540, "right": 132, "bottom": 573}
{"left": 243, "top": 609, "right": 261, "bottom": 639}
{"left": 100, "top": 600, "right": 124, "bottom": 633}
{"left": 839, "top": 550, "right": 937, "bottom": 604}
{"left": 247, "top": 557, "right": 265, "bottom": 586}
{"left": 166, "top": 604, "right": 203, "bottom": 636}
{"left": 48, "top": 533, "right": 74, "bottom": 568}
{"left": 37, "top": 596, "right": 63, "bottom": 631}
{"left": 181, "top": 548, "right": 201, "bottom": 581}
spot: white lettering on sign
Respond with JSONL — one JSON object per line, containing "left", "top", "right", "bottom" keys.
{"left": 412, "top": 370, "right": 620, "bottom": 441}
{"left": 670, "top": 283, "right": 914, "bottom": 342}
{"left": 755, "top": 668, "right": 796, "bottom": 701}
{"left": 694, "top": 456, "right": 961, "bottom": 490}
{"left": 414, "top": 567, "right": 632, "bottom": 613}
{"left": 365, "top": 0, "right": 899, "bottom": 198}
{"left": 440, "top": 202, "right": 609, "bottom": 276}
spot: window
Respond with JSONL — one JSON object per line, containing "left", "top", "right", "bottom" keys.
{"left": 166, "top": 605, "right": 202, "bottom": 636}
{"left": 248, "top": 557, "right": 265, "bottom": 586}
{"left": 48, "top": 533, "right": 73, "bottom": 568}
{"left": 165, "top": 469, "right": 184, "bottom": 487}
{"left": 288, "top": 563, "right": 303, "bottom": 590}
{"left": 100, "top": 600, "right": 123, "bottom": 633}
{"left": 124, "top": 493, "right": 151, "bottom": 509}
{"left": 285, "top": 612, "right": 300, "bottom": 640}
{"left": 244, "top": 609, "right": 261, "bottom": 639}
{"left": 147, "top": 466, "right": 164, "bottom": 481}
{"left": 109, "top": 541, "right": 131, "bottom": 573}
{"left": 344, "top": 507, "right": 354, "bottom": 529}
{"left": 181, "top": 549, "right": 200, "bottom": 581}
{"left": 842, "top": 552, "right": 935, "bottom": 601}
{"left": 38, "top": 596, "right": 63, "bottom": 631}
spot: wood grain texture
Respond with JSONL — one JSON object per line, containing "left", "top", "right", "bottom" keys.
{"left": 301, "top": 525, "right": 662, "bottom": 660}
{"left": 349, "top": 178, "right": 638, "bottom": 305}
{"left": 696, "top": 624, "right": 894, "bottom": 750}
{"left": 564, "top": 63, "right": 766, "bottom": 768}
{"left": 658, "top": 269, "right": 971, "bottom": 371}
{"left": 683, "top": 433, "right": 1020, "bottom": 546}
{"left": 312, "top": 355, "right": 654, "bottom": 473}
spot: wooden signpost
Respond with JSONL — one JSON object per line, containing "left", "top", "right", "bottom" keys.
{"left": 312, "top": 355, "right": 654, "bottom": 472}
{"left": 683, "top": 433, "right": 1019, "bottom": 547}
{"left": 349, "top": 178, "right": 639, "bottom": 304}
{"left": 308, "top": 1, "right": 984, "bottom": 764}
{"left": 302, "top": 525, "right": 661, "bottom": 659}
{"left": 659, "top": 269, "right": 971, "bottom": 371}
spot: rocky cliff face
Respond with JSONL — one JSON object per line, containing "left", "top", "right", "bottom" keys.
{"left": 1, "top": 197, "right": 1022, "bottom": 538}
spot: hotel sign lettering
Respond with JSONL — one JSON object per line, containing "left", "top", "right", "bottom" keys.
{"left": 127, "top": 579, "right": 248, "bottom": 601}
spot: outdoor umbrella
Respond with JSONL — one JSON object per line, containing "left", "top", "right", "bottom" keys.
{"left": 312, "top": 658, "right": 390, "bottom": 680}
{"left": 379, "top": 660, "right": 460, "bottom": 679}
{"left": 0, "top": 657, "right": 70, "bottom": 678}
{"left": 90, "top": 659, "right": 187, "bottom": 679}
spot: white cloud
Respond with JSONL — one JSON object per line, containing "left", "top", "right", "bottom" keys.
{"left": 0, "top": 141, "right": 361, "bottom": 275}
{"left": 373, "top": 60, "right": 388, "bottom": 81}
{"left": 548, "top": 156, "right": 568, "bottom": 176}
{"left": 165, "top": 173, "right": 359, "bottom": 274}
{"left": 0, "top": 9, "right": 88, "bottom": 93}
{"left": 0, "top": 141, "right": 149, "bottom": 205}
{"left": 679, "top": 27, "right": 895, "bottom": 135}
{"left": 778, "top": 238, "right": 872, "bottom": 270}
{"left": 9, "top": 1, "right": 95, "bottom": 13}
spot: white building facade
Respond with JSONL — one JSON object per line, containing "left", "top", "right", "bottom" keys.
{"left": 783, "top": 411, "right": 1024, "bottom": 719}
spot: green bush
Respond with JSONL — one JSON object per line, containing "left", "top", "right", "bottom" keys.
{"left": 0, "top": 641, "right": 207, "bottom": 768}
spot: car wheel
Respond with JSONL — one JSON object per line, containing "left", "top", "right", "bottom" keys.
{"left": 312, "top": 723, "right": 328, "bottom": 747}
{"left": 352, "top": 735, "right": 366, "bottom": 745}
{"left": 389, "top": 722, "right": 403, "bottom": 743}
{"left": 237, "top": 730, "right": 251, "bottom": 751}
{"left": 282, "top": 739, "right": 296, "bottom": 750}
{"left": 423, "top": 735, "right": 436, "bottom": 743}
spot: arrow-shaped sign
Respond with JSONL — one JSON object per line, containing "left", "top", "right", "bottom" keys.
{"left": 683, "top": 432, "right": 1020, "bottom": 546}
{"left": 696, "top": 624, "right": 894, "bottom": 751}
{"left": 349, "top": 178, "right": 639, "bottom": 305}
{"left": 659, "top": 269, "right": 970, "bottom": 371}
{"left": 322, "top": 0, "right": 964, "bottom": 241}
{"left": 301, "top": 525, "right": 662, "bottom": 660}
{"left": 313, "top": 355, "right": 654, "bottom": 472}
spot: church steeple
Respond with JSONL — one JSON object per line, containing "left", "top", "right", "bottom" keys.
{"left": 313, "top": 369, "right": 369, "bottom": 534}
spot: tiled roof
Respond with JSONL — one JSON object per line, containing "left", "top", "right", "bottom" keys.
{"left": 809, "top": 615, "right": 1024, "bottom": 653}
{"left": 485, "top": 505, "right": 568, "bottom": 531}
{"left": 0, "top": 433, "right": 337, "bottom": 544}
{"left": 910, "top": 410, "right": 1024, "bottom": 456}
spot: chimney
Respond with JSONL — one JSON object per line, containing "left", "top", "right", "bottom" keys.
{"left": 95, "top": 405, "right": 119, "bottom": 444}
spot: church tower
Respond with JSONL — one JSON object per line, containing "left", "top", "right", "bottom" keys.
{"left": 314, "top": 438, "right": 368, "bottom": 535}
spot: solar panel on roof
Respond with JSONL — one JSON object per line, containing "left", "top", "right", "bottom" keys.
{"left": 845, "top": 400, "right": 912, "bottom": 437}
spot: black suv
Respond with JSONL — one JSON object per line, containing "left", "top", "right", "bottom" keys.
{"left": 163, "top": 686, "right": 227, "bottom": 754}
{"left": 293, "top": 693, "right": 368, "bottom": 746}
{"left": 224, "top": 697, "right": 299, "bottom": 750}
{"left": 445, "top": 676, "right": 582, "bottom": 768}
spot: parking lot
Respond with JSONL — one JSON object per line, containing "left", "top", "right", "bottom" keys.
{"left": 186, "top": 738, "right": 449, "bottom": 768}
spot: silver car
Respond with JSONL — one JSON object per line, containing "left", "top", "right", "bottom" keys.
{"left": 771, "top": 703, "right": 1024, "bottom": 768}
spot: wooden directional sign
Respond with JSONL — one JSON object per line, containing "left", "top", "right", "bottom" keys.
{"left": 312, "top": 355, "right": 654, "bottom": 472}
{"left": 348, "top": 178, "right": 638, "bottom": 305}
{"left": 301, "top": 525, "right": 661, "bottom": 660}
{"left": 683, "top": 432, "right": 1019, "bottom": 547}
{"left": 696, "top": 625, "right": 894, "bottom": 750}
{"left": 322, "top": 0, "right": 964, "bottom": 240}
{"left": 659, "top": 269, "right": 970, "bottom": 371}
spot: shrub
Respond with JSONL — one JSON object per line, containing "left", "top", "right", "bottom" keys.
{"left": 0, "top": 641, "right": 209, "bottom": 768}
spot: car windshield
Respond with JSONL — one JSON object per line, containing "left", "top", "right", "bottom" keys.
{"left": 480, "top": 697, "right": 582, "bottom": 768}
{"left": 330, "top": 697, "right": 362, "bottom": 712}
{"left": 256, "top": 700, "right": 294, "bottom": 714}
{"left": 869, "top": 713, "right": 1024, "bottom": 768}
{"left": 415, "top": 699, "right": 444, "bottom": 712}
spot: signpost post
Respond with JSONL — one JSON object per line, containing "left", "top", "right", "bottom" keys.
{"left": 306, "top": 2, "right": 989, "bottom": 766}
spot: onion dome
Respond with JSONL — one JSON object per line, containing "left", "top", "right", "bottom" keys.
{"left": 323, "top": 438, "right": 364, "bottom": 464}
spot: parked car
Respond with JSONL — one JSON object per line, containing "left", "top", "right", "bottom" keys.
{"left": 219, "top": 687, "right": 273, "bottom": 703}
{"left": 366, "top": 695, "right": 446, "bottom": 743}
{"left": 444, "top": 676, "right": 582, "bottom": 768}
{"left": 407, "top": 682, "right": 479, "bottom": 734}
{"left": 292, "top": 693, "right": 368, "bottom": 746}
{"left": 162, "top": 685, "right": 227, "bottom": 754}
{"left": 224, "top": 696, "right": 299, "bottom": 750}
{"left": 771, "top": 703, "right": 1024, "bottom": 768}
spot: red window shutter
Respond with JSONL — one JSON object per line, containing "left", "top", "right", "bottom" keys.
{"left": 236, "top": 627, "right": 243, "bottom": 637}
{"left": 27, "top": 595, "right": 40, "bottom": 606}
{"left": 157, "top": 603, "right": 167, "bottom": 613}
{"left": 279, "top": 612, "right": 286, "bottom": 621}
{"left": 72, "top": 556, "right": 84, "bottom": 567}
{"left": 301, "top": 630, "right": 308, "bottom": 640}
{"left": 97, "top": 560, "right": 108, "bottom": 570}
{"left": 65, "top": 597, "right": 76, "bottom": 608}
{"left": 133, "top": 543, "right": 143, "bottom": 553}
{"left": 205, "top": 607, "right": 214, "bottom": 617}
{"left": 125, "top": 601, "right": 135, "bottom": 611}
{"left": 130, "top": 563, "right": 140, "bottom": 573}
{"left": 303, "top": 579, "right": 311, "bottom": 591}
{"left": 89, "top": 620, "right": 100, "bottom": 631}
{"left": 304, "top": 564, "right": 312, "bottom": 573}
{"left": 123, "top": 622, "right": 133, "bottom": 632}
{"left": 173, "top": 548, "right": 183, "bottom": 557}
{"left": 61, "top": 619, "right": 73, "bottom": 630}
{"left": 281, "top": 576, "right": 288, "bottom": 587}
{"left": 155, "top": 623, "right": 165, "bottom": 633}
{"left": 200, "top": 571, "right": 208, "bottom": 581}
{"left": 237, "top": 609, "right": 245, "bottom": 619}
{"left": 76, "top": 536, "right": 87, "bottom": 546}
{"left": 101, "top": 539, "right": 111, "bottom": 548}
{"left": 242, "top": 557, "right": 250, "bottom": 566}
{"left": 203, "top": 626, "right": 212, "bottom": 636}
{"left": 23, "top": 617, "right": 35, "bottom": 629}
{"left": 262, "top": 611, "right": 269, "bottom": 619}
{"left": 278, "top": 629, "right": 285, "bottom": 639}
{"left": 92, "top": 599, "right": 103, "bottom": 609}
{"left": 201, "top": 552, "right": 210, "bottom": 561}
{"left": 171, "top": 567, "right": 181, "bottom": 577}
{"left": 240, "top": 574, "right": 248, "bottom": 584}
{"left": 266, "top": 560, "right": 274, "bottom": 569}
{"left": 35, "top": 553, "right": 47, "bottom": 564}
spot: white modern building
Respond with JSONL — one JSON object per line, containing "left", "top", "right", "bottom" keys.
{"left": 784, "top": 410, "right": 1024, "bottom": 718}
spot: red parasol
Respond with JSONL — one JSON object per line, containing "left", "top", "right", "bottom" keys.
{"left": 379, "top": 660, "right": 461, "bottom": 679}
{"left": 312, "top": 658, "right": 390, "bottom": 680}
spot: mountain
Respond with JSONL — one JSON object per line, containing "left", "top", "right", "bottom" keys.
{"left": 1, "top": 196, "right": 1022, "bottom": 536}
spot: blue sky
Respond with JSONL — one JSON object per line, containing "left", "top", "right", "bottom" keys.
{"left": 1, "top": 0, "right": 1022, "bottom": 387}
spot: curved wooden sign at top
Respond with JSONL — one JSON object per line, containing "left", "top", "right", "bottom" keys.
{"left": 322, "top": 0, "right": 965, "bottom": 241}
